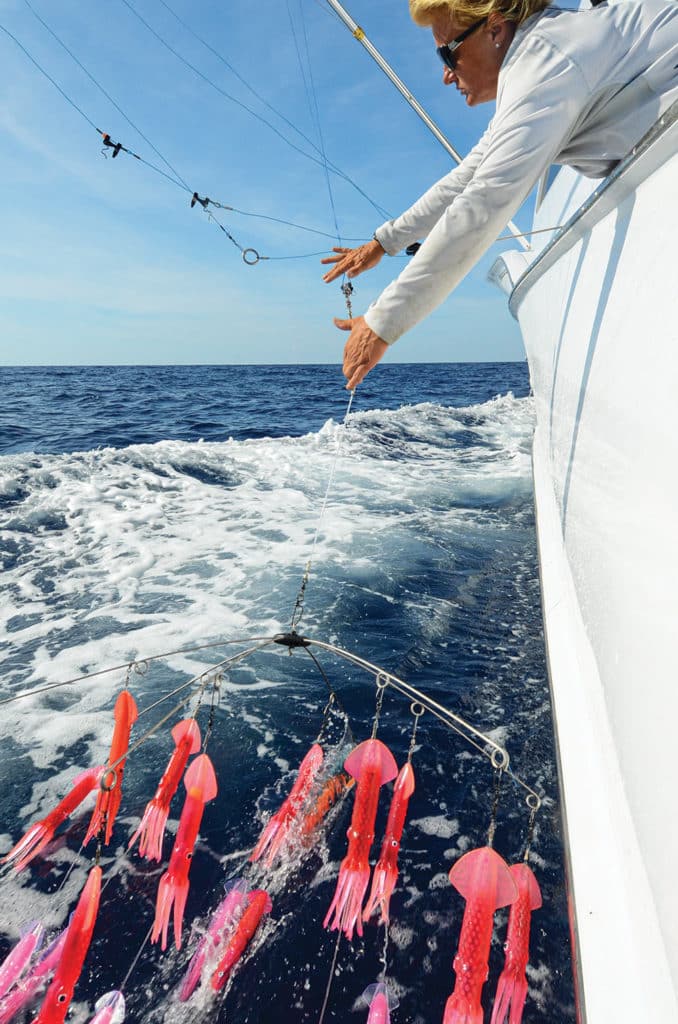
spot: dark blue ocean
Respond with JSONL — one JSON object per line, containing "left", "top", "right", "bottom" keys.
{"left": 0, "top": 364, "right": 575, "bottom": 1023}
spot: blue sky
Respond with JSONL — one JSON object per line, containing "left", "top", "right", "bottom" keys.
{"left": 0, "top": 0, "right": 531, "bottom": 365}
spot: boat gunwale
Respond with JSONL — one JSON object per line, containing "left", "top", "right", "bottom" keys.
{"left": 507, "top": 97, "right": 678, "bottom": 315}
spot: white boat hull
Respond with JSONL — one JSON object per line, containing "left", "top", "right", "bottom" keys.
{"left": 491, "top": 104, "right": 678, "bottom": 1021}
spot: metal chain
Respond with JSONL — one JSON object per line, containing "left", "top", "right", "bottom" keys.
{"left": 314, "top": 692, "right": 336, "bottom": 745}
{"left": 407, "top": 702, "right": 425, "bottom": 763}
{"left": 341, "top": 280, "right": 354, "bottom": 318}
{"left": 201, "top": 672, "right": 223, "bottom": 752}
{"left": 371, "top": 674, "right": 388, "bottom": 739}
{"left": 523, "top": 799, "right": 539, "bottom": 862}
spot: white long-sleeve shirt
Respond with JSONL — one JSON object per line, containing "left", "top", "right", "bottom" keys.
{"left": 366, "top": 0, "right": 678, "bottom": 345}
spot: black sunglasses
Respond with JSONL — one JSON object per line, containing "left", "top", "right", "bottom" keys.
{"left": 436, "top": 17, "right": 488, "bottom": 71}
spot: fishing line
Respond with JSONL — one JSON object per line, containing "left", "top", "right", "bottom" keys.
{"left": 289, "top": 388, "right": 356, "bottom": 631}
{"left": 317, "top": 928, "right": 342, "bottom": 1024}
{"left": 21, "top": 0, "right": 189, "bottom": 191}
{"left": 207, "top": 201, "right": 367, "bottom": 241}
{"left": 117, "top": 0, "right": 327, "bottom": 168}
{"left": 147, "top": 0, "right": 391, "bottom": 218}
{"left": 287, "top": 0, "right": 317, "bottom": 148}
{"left": 371, "top": 674, "right": 388, "bottom": 738}
{"left": 117, "top": 0, "right": 389, "bottom": 220}
{"left": 0, "top": 636, "right": 274, "bottom": 707}
{"left": 103, "top": 641, "right": 278, "bottom": 781}
{"left": 0, "top": 21, "right": 99, "bottom": 131}
{"left": 302, "top": 646, "right": 354, "bottom": 747}
{"left": 264, "top": 249, "right": 337, "bottom": 260}
{"left": 378, "top": 924, "right": 390, "bottom": 983}
{"left": 154, "top": 0, "right": 335, "bottom": 164}
{"left": 486, "top": 766, "right": 504, "bottom": 848}
{"left": 119, "top": 924, "right": 154, "bottom": 991}
{"left": 200, "top": 675, "right": 222, "bottom": 753}
{"left": 521, "top": 795, "right": 540, "bottom": 862}
{"left": 51, "top": 841, "right": 89, "bottom": 902}
{"left": 294, "top": 0, "right": 361, "bottom": 318}
{"left": 0, "top": 20, "right": 362, "bottom": 259}
{"left": 295, "top": 0, "right": 342, "bottom": 246}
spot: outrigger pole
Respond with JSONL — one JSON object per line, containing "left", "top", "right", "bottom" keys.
{"left": 323, "top": 0, "right": 531, "bottom": 251}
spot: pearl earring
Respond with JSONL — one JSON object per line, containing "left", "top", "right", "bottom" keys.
{"left": 495, "top": 42, "right": 501, "bottom": 47}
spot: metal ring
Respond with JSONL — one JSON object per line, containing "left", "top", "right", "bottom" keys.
{"left": 409, "top": 701, "right": 425, "bottom": 717}
{"left": 375, "top": 672, "right": 389, "bottom": 691}
{"left": 490, "top": 747, "right": 510, "bottom": 770}
{"left": 242, "top": 248, "right": 260, "bottom": 265}
{"left": 100, "top": 768, "right": 118, "bottom": 792}
{"left": 132, "top": 660, "right": 149, "bottom": 676}
{"left": 526, "top": 793, "right": 541, "bottom": 811}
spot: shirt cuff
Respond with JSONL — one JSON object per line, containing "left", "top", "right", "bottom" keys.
{"left": 364, "top": 304, "right": 401, "bottom": 346}
{"left": 373, "top": 221, "right": 406, "bottom": 257}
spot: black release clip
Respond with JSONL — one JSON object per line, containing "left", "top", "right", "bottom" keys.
{"left": 101, "top": 133, "right": 123, "bottom": 158}
{"left": 405, "top": 242, "right": 421, "bottom": 256}
{"left": 191, "top": 193, "right": 210, "bottom": 209}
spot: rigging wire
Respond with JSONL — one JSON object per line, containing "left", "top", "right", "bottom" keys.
{"left": 21, "top": 0, "right": 189, "bottom": 192}
{"left": 0, "top": 15, "right": 366, "bottom": 259}
{"left": 117, "top": 0, "right": 390, "bottom": 220}
{"left": 295, "top": 0, "right": 342, "bottom": 245}
{"left": 289, "top": 0, "right": 359, "bottom": 313}
{"left": 154, "top": 0, "right": 341, "bottom": 170}
{"left": 0, "top": 636, "right": 274, "bottom": 707}
{"left": 0, "top": 21, "right": 99, "bottom": 132}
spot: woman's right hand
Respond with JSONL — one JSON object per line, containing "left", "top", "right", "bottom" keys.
{"left": 321, "top": 238, "right": 385, "bottom": 284}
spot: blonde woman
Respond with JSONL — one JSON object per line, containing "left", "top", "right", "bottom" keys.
{"left": 322, "top": 0, "right": 678, "bottom": 387}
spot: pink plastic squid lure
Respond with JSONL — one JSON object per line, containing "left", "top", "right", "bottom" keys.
{"left": 151, "top": 754, "right": 218, "bottom": 952}
{"left": 363, "top": 761, "right": 415, "bottom": 925}
{"left": 490, "top": 863, "right": 542, "bottom": 1024}
{"left": 250, "top": 742, "right": 324, "bottom": 868}
{"left": 128, "top": 718, "right": 201, "bottom": 862}
{"left": 0, "top": 927, "right": 68, "bottom": 1024}
{"left": 362, "top": 982, "right": 399, "bottom": 1024}
{"left": 84, "top": 690, "right": 138, "bottom": 847}
{"left": 0, "top": 921, "right": 44, "bottom": 1000}
{"left": 178, "top": 877, "right": 249, "bottom": 1001}
{"left": 86, "top": 991, "right": 126, "bottom": 1024}
{"left": 323, "top": 738, "right": 397, "bottom": 941}
{"left": 2, "top": 767, "right": 104, "bottom": 872}
{"left": 34, "top": 866, "right": 102, "bottom": 1024}
{"left": 443, "top": 846, "right": 518, "bottom": 1024}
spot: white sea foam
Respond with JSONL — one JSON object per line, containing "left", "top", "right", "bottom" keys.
{"left": 0, "top": 396, "right": 535, "bottom": 765}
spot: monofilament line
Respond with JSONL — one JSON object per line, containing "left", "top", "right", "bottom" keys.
{"left": 290, "top": 389, "right": 356, "bottom": 629}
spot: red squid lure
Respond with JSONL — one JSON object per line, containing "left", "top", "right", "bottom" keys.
{"left": 250, "top": 742, "right": 324, "bottom": 868}
{"left": 443, "top": 846, "right": 518, "bottom": 1024}
{"left": 323, "top": 738, "right": 397, "bottom": 941}
{"left": 363, "top": 760, "right": 415, "bottom": 925}
{"left": 84, "top": 690, "right": 138, "bottom": 847}
{"left": 128, "top": 718, "right": 201, "bottom": 862}
{"left": 490, "top": 863, "right": 542, "bottom": 1024}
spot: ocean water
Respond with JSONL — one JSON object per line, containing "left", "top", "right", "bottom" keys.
{"left": 0, "top": 364, "right": 575, "bottom": 1023}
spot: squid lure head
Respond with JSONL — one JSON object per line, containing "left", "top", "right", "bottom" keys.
{"left": 362, "top": 981, "right": 399, "bottom": 1023}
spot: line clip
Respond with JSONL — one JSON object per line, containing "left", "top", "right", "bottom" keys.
{"left": 101, "top": 133, "right": 123, "bottom": 158}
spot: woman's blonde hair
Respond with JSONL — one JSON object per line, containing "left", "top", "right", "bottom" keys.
{"left": 409, "top": 0, "right": 550, "bottom": 28}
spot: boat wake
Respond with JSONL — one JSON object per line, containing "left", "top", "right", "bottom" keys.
{"left": 0, "top": 394, "right": 575, "bottom": 1022}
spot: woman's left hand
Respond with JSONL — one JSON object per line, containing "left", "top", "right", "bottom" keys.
{"left": 334, "top": 315, "right": 388, "bottom": 390}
